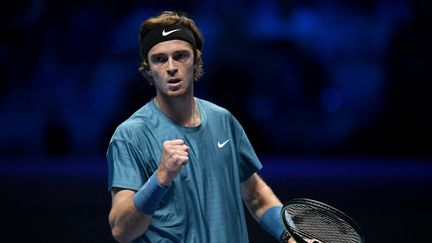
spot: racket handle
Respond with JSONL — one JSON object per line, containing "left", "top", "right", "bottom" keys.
{"left": 280, "top": 230, "right": 291, "bottom": 242}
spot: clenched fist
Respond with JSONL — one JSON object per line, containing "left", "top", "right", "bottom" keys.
{"left": 157, "top": 139, "right": 190, "bottom": 186}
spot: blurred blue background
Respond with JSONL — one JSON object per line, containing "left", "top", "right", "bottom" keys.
{"left": 1, "top": 0, "right": 431, "bottom": 242}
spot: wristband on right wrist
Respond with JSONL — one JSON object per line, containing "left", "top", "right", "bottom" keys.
{"left": 133, "top": 170, "right": 168, "bottom": 215}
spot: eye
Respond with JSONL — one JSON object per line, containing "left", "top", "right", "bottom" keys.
{"left": 151, "top": 55, "right": 167, "bottom": 64}
{"left": 173, "top": 52, "right": 190, "bottom": 62}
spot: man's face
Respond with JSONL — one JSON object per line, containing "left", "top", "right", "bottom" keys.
{"left": 147, "top": 39, "right": 195, "bottom": 98}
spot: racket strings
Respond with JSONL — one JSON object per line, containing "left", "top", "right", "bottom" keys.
{"left": 284, "top": 204, "right": 362, "bottom": 243}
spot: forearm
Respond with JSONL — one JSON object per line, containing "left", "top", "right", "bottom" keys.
{"left": 242, "top": 174, "right": 287, "bottom": 241}
{"left": 109, "top": 191, "right": 151, "bottom": 243}
{"left": 243, "top": 178, "right": 282, "bottom": 220}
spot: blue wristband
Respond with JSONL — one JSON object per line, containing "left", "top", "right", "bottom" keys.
{"left": 259, "top": 206, "right": 286, "bottom": 240}
{"left": 133, "top": 171, "right": 168, "bottom": 215}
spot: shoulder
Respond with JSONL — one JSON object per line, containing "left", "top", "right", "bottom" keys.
{"left": 111, "top": 103, "right": 154, "bottom": 141}
{"left": 197, "top": 98, "right": 232, "bottom": 117}
{"left": 197, "top": 98, "right": 245, "bottom": 131}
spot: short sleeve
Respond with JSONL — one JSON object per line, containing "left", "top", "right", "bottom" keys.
{"left": 107, "top": 139, "right": 148, "bottom": 191}
{"left": 232, "top": 116, "right": 263, "bottom": 182}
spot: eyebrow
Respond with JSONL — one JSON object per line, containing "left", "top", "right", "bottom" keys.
{"left": 150, "top": 49, "right": 191, "bottom": 57}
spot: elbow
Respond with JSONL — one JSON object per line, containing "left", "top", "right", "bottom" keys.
{"left": 109, "top": 213, "right": 127, "bottom": 242}
{"left": 111, "top": 225, "right": 133, "bottom": 243}
{"left": 110, "top": 218, "right": 150, "bottom": 243}
{"left": 108, "top": 202, "right": 150, "bottom": 242}
{"left": 109, "top": 209, "right": 133, "bottom": 242}
{"left": 111, "top": 224, "right": 150, "bottom": 243}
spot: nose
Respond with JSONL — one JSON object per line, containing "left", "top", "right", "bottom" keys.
{"left": 167, "top": 58, "right": 178, "bottom": 76}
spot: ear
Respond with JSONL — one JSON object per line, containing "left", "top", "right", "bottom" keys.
{"left": 145, "top": 68, "right": 152, "bottom": 76}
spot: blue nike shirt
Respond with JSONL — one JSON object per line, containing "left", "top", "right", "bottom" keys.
{"left": 107, "top": 98, "right": 262, "bottom": 243}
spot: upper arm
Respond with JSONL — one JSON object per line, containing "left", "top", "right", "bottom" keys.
{"left": 109, "top": 188, "right": 136, "bottom": 225}
{"left": 240, "top": 172, "right": 261, "bottom": 201}
{"left": 111, "top": 188, "right": 136, "bottom": 207}
{"left": 109, "top": 187, "right": 152, "bottom": 242}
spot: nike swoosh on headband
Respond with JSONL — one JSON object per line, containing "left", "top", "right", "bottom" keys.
{"left": 162, "top": 29, "right": 181, "bottom": 36}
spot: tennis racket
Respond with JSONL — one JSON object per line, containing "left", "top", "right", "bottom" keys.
{"left": 280, "top": 198, "right": 365, "bottom": 243}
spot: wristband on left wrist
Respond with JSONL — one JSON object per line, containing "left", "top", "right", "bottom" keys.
{"left": 259, "top": 206, "right": 286, "bottom": 240}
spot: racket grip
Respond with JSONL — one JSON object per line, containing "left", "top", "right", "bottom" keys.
{"left": 279, "top": 230, "right": 291, "bottom": 242}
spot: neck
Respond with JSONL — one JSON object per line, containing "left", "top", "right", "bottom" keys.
{"left": 155, "top": 95, "right": 201, "bottom": 127}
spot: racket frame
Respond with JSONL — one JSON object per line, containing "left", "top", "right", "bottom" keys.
{"left": 280, "top": 198, "right": 365, "bottom": 243}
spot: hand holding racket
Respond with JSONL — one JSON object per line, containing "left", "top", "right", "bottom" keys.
{"left": 280, "top": 198, "right": 365, "bottom": 243}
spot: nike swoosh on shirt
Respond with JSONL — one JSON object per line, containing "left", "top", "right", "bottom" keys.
{"left": 162, "top": 29, "right": 181, "bottom": 36}
{"left": 217, "top": 139, "right": 230, "bottom": 148}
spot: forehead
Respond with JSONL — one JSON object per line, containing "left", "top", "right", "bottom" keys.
{"left": 148, "top": 39, "right": 193, "bottom": 56}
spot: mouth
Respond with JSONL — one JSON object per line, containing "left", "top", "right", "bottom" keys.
{"left": 167, "top": 78, "right": 182, "bottom": 84}
{"left": 166, "top": 78, "right": 183, "bottom": 89}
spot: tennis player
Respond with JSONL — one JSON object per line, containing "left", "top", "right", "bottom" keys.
{"left": 107, "top": 11, "right": 293, "bottom": 243}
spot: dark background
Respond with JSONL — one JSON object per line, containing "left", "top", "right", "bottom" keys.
{"left": 1, "top": 0, "right": 431, "bottom": 242}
